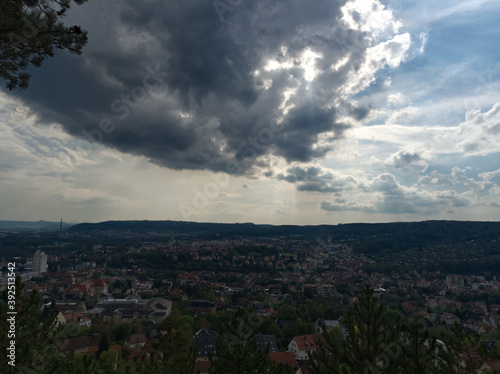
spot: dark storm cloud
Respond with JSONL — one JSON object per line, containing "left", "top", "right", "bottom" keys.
{"left": 9, "top": 0, "right": 370, "bottom": 174}
{"left": 345, "top": 101, "right": 370, "bottom": 121}
{"left": 277, "top": 164, "right": 356, "bottom": 193}
{"left": 273, "top": 105, "right": 345, "bottom": 162}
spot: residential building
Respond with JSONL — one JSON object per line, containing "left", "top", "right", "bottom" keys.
{"left": 288, "top": 334, "right": 322, "bottom": 361}
{"left": 270, "top": 352, "right": 298, "bottom": 370}
{"left": 255, "top": 334, "right": 279, "bottom": 353}
{"left": 194, "top": 328, "right": 218, "bottom": 360}
{"left": 189, "top": 300, "right": 216, "bottom": 315}
{"left": 64, "top": 311, "right": 92, "bottom": 328}
{"left": 125, "top": 333, "right": 148, "bottom": 349}
{"left": 33, "top": 250, "right": 48, "bottom": 274}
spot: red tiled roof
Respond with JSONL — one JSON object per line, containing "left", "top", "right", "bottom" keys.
{"left": 194, "top": 360, "right": 211, "bottom": 373}
{"left": 126, "top": 333, "right": 148, "bottom": 345}
{"left": 126, "top": 351, "right": 147, "bottom": 363}
{"left": 61, "top": 335, "right": 101, "bottom": 352}
{"left": 110, "top": 345, "right": 122, "bottom": 354}
{"left": 63, "top": 311, "right": 90, "bottom": 323}
{"left": 64, "top": 284, "right": 90, "bottom": 295}
{"left": 293, "top": 334, "right": 322, "bottom": 351}
{"left": 270, "top": 352, "right": 297, "bottom": 368}
{"left": 90, "top": 279, "right": 107, "bottom": 287}
{"left": 141, "top": 339, "right": 157, "bottom": 353}
{"left": 86, "top": 346, "right": 99, "bottom": 354}
{"left": 461, "top": 347, "right": 500, "bottom": 370}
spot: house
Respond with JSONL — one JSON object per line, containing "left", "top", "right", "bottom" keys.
{"left": 89, "top": 279, "right": 108, "bottom": 296}
{"left": 489, "top": 305, "right": 500, "bottom": 313}
{"left": 177, "top": 273, "right": 198, "bottom": 287}
{"left": 54, "top": 311, "right": 67, "bottom": 328}
{"left": 317, "top": 284, "right": 337, "bottom": 297}
{"left": 52, "top": 301, "right": 79, "bottom": 313}
{"left": 60, "top": 334, "right": 102, "bottom": 355}
{"left": 270, "top": 351, "right": 298, "bottom": 369}
{"left": 189, "top": 300, "right": 216, "bottom": 315}
{"left": 482, "top": 314, "right": 499, "bottom": 328}
{"left": 148, "top": 310, "right": 170, "bottom": 324}
{"left": 440, "top": 312, "right": 460, "bottom": 325}
{"left": 147, "top": 298, "right": 172, "bottom": 314}
{"left": 460, "top": 347, "right": 500, "bottom": 373}
{"left": 64, "top": 311, "right": 92, "bottom": 328}
{"left": 255, "top": 334, "right": 279, "bottom": 353}
{"left": 464, "top": 319, "right": 482, "bottom": 333}
{"left": 194, "top": 328, "right": 218, "bottom": 360}
{"left": 194, "top": 360, "right": 211, "bottom": 374}
{"left": 288, "top": 334, "right": 322, "bottom": 361}
{"left": 126, "top": 350, "right": 148, "bottom": 363}
{"left": 315, "top": 318, "right": 345, "bottom": 335}
{"left": 94, "top": 296, "right": 172, "bottom": 323}
{"left": 113, "top": 308, "right": 149, "bottom": 323}
{"left": 478, "top": 324, "right": 495, "bottom": 335}
{"left": 97, "top": 297, "right": 143, "bottom": 312}
{"left": 64, "top": 284, "right": 90, "bottom": 300}
{"left": 214, "top": 297, "right": 225, "bottom": 307}
{"left": 125, "top": 333, "right": 148, "bottom": 349}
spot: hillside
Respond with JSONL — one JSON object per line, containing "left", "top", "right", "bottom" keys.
{"left": 0, "top": 220, "right": 74, "bottom": 231}
{"left": 68, "top": 219, "right": 500, "bottom": 251}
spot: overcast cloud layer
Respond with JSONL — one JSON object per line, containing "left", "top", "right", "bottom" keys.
{"left": 1, "top": 0, "right": 499, "bottom": 224}
{"left": 13, "top": 0, "right": 392, "bottom": 174}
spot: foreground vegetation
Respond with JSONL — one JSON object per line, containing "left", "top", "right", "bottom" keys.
{"left": 1, "top": 279, "right": 499, "bottom": 374}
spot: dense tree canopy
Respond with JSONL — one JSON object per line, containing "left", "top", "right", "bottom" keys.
{"left": 0, "top": 0, "right": 88, "bottom": 90}
{"left": 2, "top": 278, "right": 498, "bottom": 373}
{"left": 310, "top": 286, "right": 499, "bottom": 374}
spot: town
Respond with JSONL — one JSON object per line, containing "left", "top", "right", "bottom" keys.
{"left": 1, "top": 220, "right": 500, "bottom": 373}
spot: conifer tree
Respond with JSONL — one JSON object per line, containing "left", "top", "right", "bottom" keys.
{"left": 97, "top": 332, "right": 110, "bottom": 360}
{"left": 309, "top": 325, "right": 347, "bottom": 374}
{"left": 435, "top": 322, "right": 487, "bottom": 374}
{"left": 397, "top": 318, "right": 439, "bottom": 374}
{"left": 209, "top": 308, "right": 271, "bottom": 374}
{"left": 98, "top": 349, "right": 119, "bottom": 373}
{"left": 341, "top": 285, "right": 401, "bottom": 373}
{"left": 0, "top": 0, "right": 88, "bottom": 90}
{"left": 0, "top": 276, "right": 64, "bottom": 373}
{"left": 311, "top": 285, "right": 401, "bottom": 373}
{"left": 152, "top": 325, "right": 196, "bottom": 374}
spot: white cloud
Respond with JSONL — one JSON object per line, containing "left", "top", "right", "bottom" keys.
{"left": 386, "top": 106, "right": 421, "bottom": 124}
{"left": 419, "top": 32, "right": 428, "bottom": 54}
{"left": 342, "top": 33, "right": 411, "bottom": 96}
{"left": 341, "top": 0, "right": 402, "bottom": 38}
{"left": 387, "top": 92, "right": 407, "bottom": 106}
{"left": 479, "top": 168, "right": 500, "bottom": 184}
{"left": 457, "top": 103, "right": 500, "bottom": 156}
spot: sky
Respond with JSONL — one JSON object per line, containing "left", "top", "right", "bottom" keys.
{"left": 1, "top": 0, "right": 499, "bottom": 225}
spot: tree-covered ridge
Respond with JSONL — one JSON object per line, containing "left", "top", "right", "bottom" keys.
{"left": 68, "top": 219, "right": 500, "bottom": 244}
{"left": 65, "top": 220, "right": 500, "bottom": 274}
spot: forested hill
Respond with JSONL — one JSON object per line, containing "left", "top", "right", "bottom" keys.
{"left": 0, "top": 220, "right": 73, "bottom": 230}
{"left": 68, "top": 220, "right": 500, "bottom": 247}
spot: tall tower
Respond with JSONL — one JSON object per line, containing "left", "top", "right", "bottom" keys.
{"left": 33, "top": 250, "right": 48, "bottom": 274}
{"left": 60, "top": 219, "right": 63, "bottom": 230}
